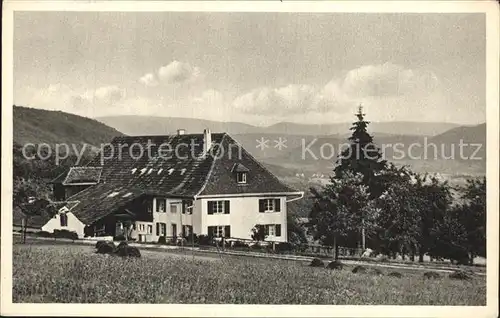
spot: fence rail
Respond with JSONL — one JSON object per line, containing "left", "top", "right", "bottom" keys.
{"left": 129, "top": 234, "right": 365, "bottom": 258}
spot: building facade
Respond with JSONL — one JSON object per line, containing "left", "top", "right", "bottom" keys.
{"left": 43, "top": 129, "right": 303, "bottom": 243}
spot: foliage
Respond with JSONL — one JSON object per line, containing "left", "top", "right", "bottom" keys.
{"left": 333, "top": 106, "right": 387, "bottom": 199}
{"left": 158, "top": 236, "right": 167, "bottom": 245}
{"left": 53, "top": 230, "right": 78, "bottom": 240}
{"left": 197, "top": 235, "right": 212, "bottom": 246}
{"left": 308, "top": 171, "right": 376, "bottom": 255}
{"left": 286, "top": 213, "right": 308, "bottom": 245}
{"left": 14, "top": 105, "right": 123, "bottom": 147}
{"left": 309, "top": 107, "right": 486, "bottom": 265}
{"left": 251, "top": 225, "right": 267, "bottom": 241}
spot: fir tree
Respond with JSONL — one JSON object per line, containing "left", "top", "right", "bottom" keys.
{"left": 333, "top": 105, "right": 387, "bottom": 198}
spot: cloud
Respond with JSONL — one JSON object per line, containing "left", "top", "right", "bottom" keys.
{"left": 233, "top": 84, "right": 349, "bottom": 115}
{"left": 157, "top": 60, "right": 201, "bottom": 84}
{"left": 192, "top": 89, "right": 224, "bottom": 106}
{"left": 232, "top": 63, "right": 440, "bottom": 116}
{"left": 93, "top": 85, "right": 126, "bottom": 104}
{"left": 341, "top": 62, "right": 439, "bottom": 98}
{"left": 139, "top": 73, "right": 158, "bottom": 87}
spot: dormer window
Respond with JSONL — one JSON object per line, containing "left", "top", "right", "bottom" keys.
{"left": 231, "top": 163, "right": 249, "bottom": 185}
{"left": 237, "top": 172, "right": 247, "bottom": 184}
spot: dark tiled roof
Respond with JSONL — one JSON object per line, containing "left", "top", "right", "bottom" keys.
{"left": 84, "top": 134, "right": 225, "bottom": 196}
{"left": 58, "top": 132, "right": 300, "bottom": 224}
{"left": 199, "top": 135, "right": 299, "bottom": 195}
{"left": 65, "top": 183, "right": 146, "bottom": 224}
{"left": 232, "top": 163, "right": 250, "bottom": 173}
{"left": 63, "top": 167, "right": 102, "bottom": 185}
{"left": 51, "top": 171, "right": 68, "bottom": 184}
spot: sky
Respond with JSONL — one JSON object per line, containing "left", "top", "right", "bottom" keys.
{"left": 13, "top": 12, "right": 486, "bottom": 126}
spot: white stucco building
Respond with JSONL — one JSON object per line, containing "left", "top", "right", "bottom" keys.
{"left": 46, "top": 129, "right": 303, "bottom": 242}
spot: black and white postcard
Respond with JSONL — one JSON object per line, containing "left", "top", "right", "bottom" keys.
{"left": 1, "top": 1, "right": 499, "bottom": 317}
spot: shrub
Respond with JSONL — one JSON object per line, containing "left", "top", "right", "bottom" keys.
{"left": 36, "top": 231, "right": 53, "bottom": 238}
{"left": 423, "top": 271, "right": 441, "bottom": 279}
{"left": 114, "top": 234, "right": 126, "bottom": 241}
{"left": 275, "top": 242, "right": 294, "bottom": 253}
{"left": 96, "top": 241, "right": 115, "bottom": 254}
{"left": 250, "top": 242, "right": 262, "bottom": 251}
{"left": 53, "top": 229, "right": 78, "bottom": 240}
{"left": 449, "top": 270, "right": 473, "bottom": 280}
{"left": 197, "top": 235, "right": 211, "bottom": 246}
{"left": 115, "top": 245, "right": 141, "bottom": 258}
{"left": 309, "top": 258, "right": 324, "bottom": 267}
{"left": 117, "top": 241, "right": 128, "bottom": 249}
{"left": 157, "top": 236, "right": 167, "bottom": 245}
{"left": 326, "top": 260, "right": 343, "bottom": 270}
{"left": 388, "top": 272, "right": 402, "bottom": 278}
{"left": 352, "top": 265, "right": 367, "bottom": 274}
{"left": 186, "top": 233, "right": 198, "bottom": 244}
{"left": 95, "top": 240, "right": 109, "bottom": 249}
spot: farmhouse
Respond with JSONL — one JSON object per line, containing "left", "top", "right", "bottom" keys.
{"left": 45, "top": 129, "right": 303, "bottom": 242}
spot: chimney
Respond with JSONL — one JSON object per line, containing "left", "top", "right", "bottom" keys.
{"left": 177, "top": 129, "right": 185, "bottom": 135}
{"left": 203, "top": 128, "right": 212, "bottom": 153}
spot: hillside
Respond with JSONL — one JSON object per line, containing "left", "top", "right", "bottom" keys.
{"left": 258, "top": 123, "right": 486, "bottom": 177}
{"left": 96, "top": 115, "right": 460, "bottom": 137}
{"left": 95, "top": 115, "right": 260, "bottom": 136}
{"left": 14, "top": 105, "right": 124, "bottom": 147}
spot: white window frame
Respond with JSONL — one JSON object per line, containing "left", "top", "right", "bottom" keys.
{"left": 170, "top": 202, "right": 180, "bottom": 214}
{"left": 160, "top": 223, "right": 166, "bottom": 236}
{"left": 213, "top": 201, "right": 225, "bottom": 214}
{"left": 264, "top": 199, "right": 275, "bottom": 212}
{"left": 157, "top": 198, "right": 166, "bottom": 213}
{"left": 267, "top": 224, "right": 276, "bottom": 236}
{"left": 237, "top": 172, "right": 247, "bottom": 184}
{"left": 211, "top": 225, "right": 226, "bottom": 237}
{"left": 147, "top": 224, "right": 153, "bottom": 234}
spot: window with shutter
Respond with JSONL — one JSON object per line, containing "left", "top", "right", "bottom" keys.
{"left": 259, "top": 199, "right": 281, "bottom": 212}
{"left": 259, "top": 199, "right": 265, "bottom": 212}
{"left": 156, "top": 223, "right": 160, "bottom": 236}
{"left": 274, "top": 199, "right": 281, "bottom": 212}
{"left": 276, "top": 224, "right": 281, "bottom": 237}
{"left": 208, "top": 226, "right": 216, "bottom": 237}
{"left": 208, "top": 201, "right": 227, "bottom": 214}
{"left": 224, "top": 226, "right": 231, "bottom": 238}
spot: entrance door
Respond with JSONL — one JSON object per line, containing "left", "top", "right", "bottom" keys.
{"left": 171, "top": 224, "right": 177, "bottom": 241}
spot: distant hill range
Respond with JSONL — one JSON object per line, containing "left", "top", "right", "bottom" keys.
{"left": 12, "top": 106, "right": 485, "bottom": 179}
{"left": 96, "top": 115, "right": 461, "bottom": 137}
{"left": 95, "top": 114, "right": 485, "bottom": 176}
{"left": 14, "top": 105, "right": 123, "bottom": 147}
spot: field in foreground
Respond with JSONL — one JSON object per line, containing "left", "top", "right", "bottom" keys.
{"left": 13, "top": 244, "right": 486, "bottom": 305}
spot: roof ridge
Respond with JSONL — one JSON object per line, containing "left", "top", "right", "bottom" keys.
{"left": 112, "top": 132, "right": 226, "bottom": 139}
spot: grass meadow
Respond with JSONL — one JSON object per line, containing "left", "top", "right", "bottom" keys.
{"left": 13, "top": 243, "right": 486, "bottom": 305}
